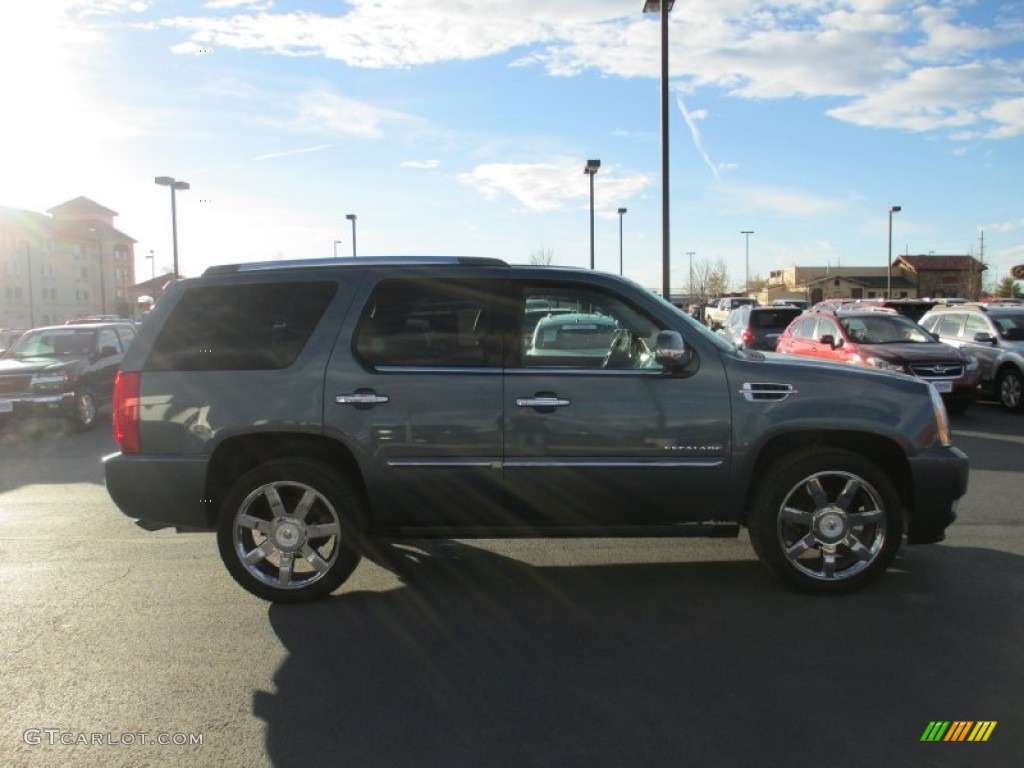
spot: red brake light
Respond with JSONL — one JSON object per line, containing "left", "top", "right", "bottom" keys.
{"left": 741, "top": 328, "right": 754, "bottom": 344}
{"left": 113, "top": 371, "right": 141, "bottom": 454}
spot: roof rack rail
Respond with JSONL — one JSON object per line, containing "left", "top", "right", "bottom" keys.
{"left": 203, "top": 255, "right": 507, "bottom": 275}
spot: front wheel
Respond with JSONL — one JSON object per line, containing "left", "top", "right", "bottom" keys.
{"left": 748, "top": 449, "right": 902, "bottom": 594}
{"left": 217, "top": 460, "right": 363, "bottom": 602}
{"left": 71, "top": 387, "right": 99, "bottom": 431}
{"left": 997, "top": 368, "right": 1023, "bottom": 412}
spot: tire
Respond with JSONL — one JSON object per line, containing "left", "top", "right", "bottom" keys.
{"left": 216, "top": 459, "right": 364, "bottom": 602}
{"left": 997, "top": 368, "right": 1023, "bottom": 412}
{"left": 748, "top": 448, "right": 902, "bottom": 594}
{"left": 71, "top": 387, "right": 99, "bottom": 431}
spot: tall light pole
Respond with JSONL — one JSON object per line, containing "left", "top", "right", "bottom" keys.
{"left": 686, "top": 250, "right": 695, "bottom": 299}
{"left": 617, "top": 207, "right": 628, "bottom": 275}
{"left": 643, "top": 0, "right": 674, "bottom": 300}
{"left": 147, "top": 249, "right": 155, "bottom": 281}
{"left": 333, "top": 240, "right": 342, "bottom": 258}
{"left": 154, "top": 176, "right": 190, "bottom": 278}
{"left": 584, "top": 160, "right": 601, "bottom": 270}
{"left": 741, "top": 230, "right": 754, "bottom": 294}
{"left": 887, "top": 205, "right": 901, "bottom": 298}
{"left": 346, "top": 214, "right": 357, "bottom": 257}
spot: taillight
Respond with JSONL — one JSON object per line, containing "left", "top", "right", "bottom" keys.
{"left": 113, "top": 371, "right": 141, "bottom": 454}
{"left": 741, "top": 328, "right": 754, "bottom": 345}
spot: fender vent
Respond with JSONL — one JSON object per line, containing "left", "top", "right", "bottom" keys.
{"left": 741, "top": 382, "right": 796, "bottom": 402}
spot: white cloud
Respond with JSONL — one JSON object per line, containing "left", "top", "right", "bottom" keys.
{"left": 458, "top": 160, "right": 651, "bottom": 212}
{"left": 290, "top": 87, "right": 427, "bottom": 139}
{"left": 401, "top": 160, "right": 441, "bottom": 170}
{"left": 252, "top": 144, "right": 331, "bottom": 161}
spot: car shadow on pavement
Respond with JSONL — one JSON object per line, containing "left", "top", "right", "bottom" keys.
{"left": 255, "top": 540, "right": 1023, "bottom": 768}
{"left": 0, "top": 415, "right": 114, "bottom": 494}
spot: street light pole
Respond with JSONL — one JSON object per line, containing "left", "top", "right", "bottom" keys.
{"left": 741, "top": 231, "right": 754, "bottom": 294}
{"left": 887, "top": 206, "right": 901, "bottom": 298}
{"left": 147, "top": 249, "right": 155, "bottom": 282}
{"left": 583, "top": 160, "right": 601, "bottom": 270}
{"left": 346, "top": 214, "right": 357, "bottom": 257}
{"left": 617, "top": 207, "right": 628, "bottom": 275}
{"left": 643, "top": 0, "right": 674, "bottom": 300}
{"left": 333, "top": 240, "right": 342, "bottom": 258}
{"left": 155, "top": 176, "right": 190, "bottom": 278}
{"left": 686, "top": 250, "right": 695, "bottom": 299}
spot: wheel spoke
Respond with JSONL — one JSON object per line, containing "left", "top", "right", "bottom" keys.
{"left": 781, "top": 505, "right": 813, "bottom": 526}
{"left": 292, "top": 489, "right": 318, "bottom": 522}
{"left": 278, "top": 553, "right": 295, "bottom": 586}
{"left": 301, "top": 545, "right": 331, "bottom": 575}
{"left": 237, "top": 513, "right": 272, "bottom": 534}
{"left": 805, "top": 477, "right": 829, "bottom": 509}
{"left": 848, "top": 509, "right": 884, "bottom": 527}
{"left": 264, "top": 486, "right": 287, "bottom": 518}
{"left": 786, "top": 532, "right": 819, "bottom": 559}
{"left": 305, "top": 521, "right": 341, "bottom": 539}
{"left": 845, "top": 535, "right": 876, "bottom": 562}
{"left": 834, "top": 478, "right": 860, "bottom": 512}
{"left": 243, "top": 540, "right": 277, "bottom": 565}
{"left": 821, "top": 552, "right": 838, "bottom": 579}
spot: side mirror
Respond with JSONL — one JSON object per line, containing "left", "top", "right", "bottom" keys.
{"left": 655, "top": 330, "right": 691, "bottom": 370}
{"left": 973, "top": 332, "right": 997, "bottom": 345}
{"left": 818, "top": 334, "right": 840, "bottom": 348}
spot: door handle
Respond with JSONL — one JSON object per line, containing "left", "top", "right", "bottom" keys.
{"left": 336, "top": 391, "right": 390, "bottom": 406}
{"left": 516, "top": 396, "right": 570, "bottom": 408}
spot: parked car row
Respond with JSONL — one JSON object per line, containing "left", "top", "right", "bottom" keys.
{"left": 0, "top": 320, "right": 137, "bottom": 430}
{"left": 714, "top": 300, "right": 1023, "bottom": 414}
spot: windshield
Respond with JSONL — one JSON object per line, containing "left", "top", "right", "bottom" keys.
{"left": 8, "top": 329, "right": 95, "bottom": 359}
{"left": 839, "top": 315, "right": 933, "bottom": 344}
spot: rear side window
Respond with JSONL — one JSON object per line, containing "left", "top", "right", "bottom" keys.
{"left": 355, "top": 279, "right": 506, "bottom": 368}
{"left": 933, "top": 314, "right": 964, "bottom": 339}
{"left": 145, "top": 281, "right": 337, "bottom": 371}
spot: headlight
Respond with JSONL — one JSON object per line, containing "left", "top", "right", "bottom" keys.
{"left": 928, "top": 384, "right": 952, "bottom": 447}
{"left": 864, "top": 356, "right": 905, "bottom": 372}
{"left": 30, "top": 371, "right": 69, "bottom": 392}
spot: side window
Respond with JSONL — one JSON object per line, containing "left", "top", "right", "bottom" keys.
{"left": 517, "top": 285, "right": 659, "bottom": 370}
{"left": 146, "top": 281, "right": 337, "bottom": 371}
{"left": 817, "top": 318, "right": 839, "bottom": 340}
{"left": 98, "top": 329, "right": 122, "bottom": 355}
{"left": 117, "top": 326, "right": 136, "bottom": 349}
{"left": 964, "top": 314, "right": 989, "bottom": 340}
{"left": 354, "top": 278, "right": 506, "bottom": 368}
{"left": 934, "top": 314, "right": 964, "bottom": 339}
{"left": 788, "top": 317, "right": 814, "bottom": 339}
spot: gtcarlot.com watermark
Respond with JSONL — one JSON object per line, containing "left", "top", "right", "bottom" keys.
{"left": 23, "top": 729, "right": 203, "bottom": 747}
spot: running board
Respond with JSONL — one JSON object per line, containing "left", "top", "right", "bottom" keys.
{"left": 371, "top": 523, "right": 741, "bottom": 540}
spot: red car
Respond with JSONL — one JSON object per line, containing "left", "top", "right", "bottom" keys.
{"left": 776, "top": 309, "right": 981, "bottom": 413}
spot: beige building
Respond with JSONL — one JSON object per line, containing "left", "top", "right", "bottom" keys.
{"left": 0, "top": 197, "right": 136, "bottom": 328}
{"left": 763, "top": 255, "right": 985, "bottom": 305}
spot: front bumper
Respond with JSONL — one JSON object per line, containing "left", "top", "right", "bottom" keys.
{"left": 0, "top": 392, "right": 75, "bottom": 417}
{"left": 104, "top": 452, "right": 215, "bottom": 530}
{"left": 905, "top": 445, "right": 969, "bottom": 544}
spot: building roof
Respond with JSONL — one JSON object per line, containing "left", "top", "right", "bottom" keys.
{"left": 799, "top": 273, "right": 915, "bottom": 290}
{"left": 46, "top": 196, "right": 119, "bottom": 220}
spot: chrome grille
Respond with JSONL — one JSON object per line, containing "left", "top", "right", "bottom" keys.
{"left": 908, "top": 363, "right": 964, "bottom": 379}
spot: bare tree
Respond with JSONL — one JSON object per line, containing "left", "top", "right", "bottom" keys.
{"left": 706, "top": 257, "right": 731, "bottom": 298}
{"left": 529, "top": 246, "right": 555, "bottom": 265}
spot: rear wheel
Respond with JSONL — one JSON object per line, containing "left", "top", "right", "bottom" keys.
{"left": 217, "top": 459, "right": 363, "bottom": 602}
{"left": 997, "top": 368, "right": 1023, "bottom": 412}
{"left": 749, "top": 448, "right": 902, "bottom": 594}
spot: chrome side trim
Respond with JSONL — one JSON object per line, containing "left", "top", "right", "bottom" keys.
{"left": 504, "top": 459, "right": 723, "bottom": 469}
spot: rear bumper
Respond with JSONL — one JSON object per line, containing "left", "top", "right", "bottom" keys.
{"left": 103, "top": 452, "right": 215, "bottom": 530}
{"left": 905, "top": 445, "right": 969, "bottom": 544}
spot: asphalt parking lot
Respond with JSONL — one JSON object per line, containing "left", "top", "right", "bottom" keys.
{"left": 0, "top": 403, "right": 1021, "bottom": 767}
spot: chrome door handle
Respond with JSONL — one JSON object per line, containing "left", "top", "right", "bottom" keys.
{"left": 336, "top": 392, "right": 390, "bottom": 405}
{"left": 516, "top": 396, "right": 570, "bottom": 408}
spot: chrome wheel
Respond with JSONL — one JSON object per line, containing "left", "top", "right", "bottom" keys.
{"left": 776, "top": 471, "right": 887, "bottom": 582}
{"left": 73, "top": 389, "right": 98, "bottom": 430}
{"left": 749, "top": 448, "right": 901, "bottom": 593}
{"left": 232, "top": 481, "right": 342, "bottom": 590}
{"left": 218, "top": 460, "right": 362, "bottom": 602}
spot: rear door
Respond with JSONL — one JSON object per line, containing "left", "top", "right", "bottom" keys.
{"left": 323, "top": 272, "right": 514, "bottom": 529}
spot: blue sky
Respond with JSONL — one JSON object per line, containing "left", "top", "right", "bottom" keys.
{"left": 2, "top": 0, "right": 1022, "bottom": 292}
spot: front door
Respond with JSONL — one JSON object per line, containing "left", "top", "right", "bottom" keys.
{"left": 503, "top": 280, "right": 733, "bottom": 527}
